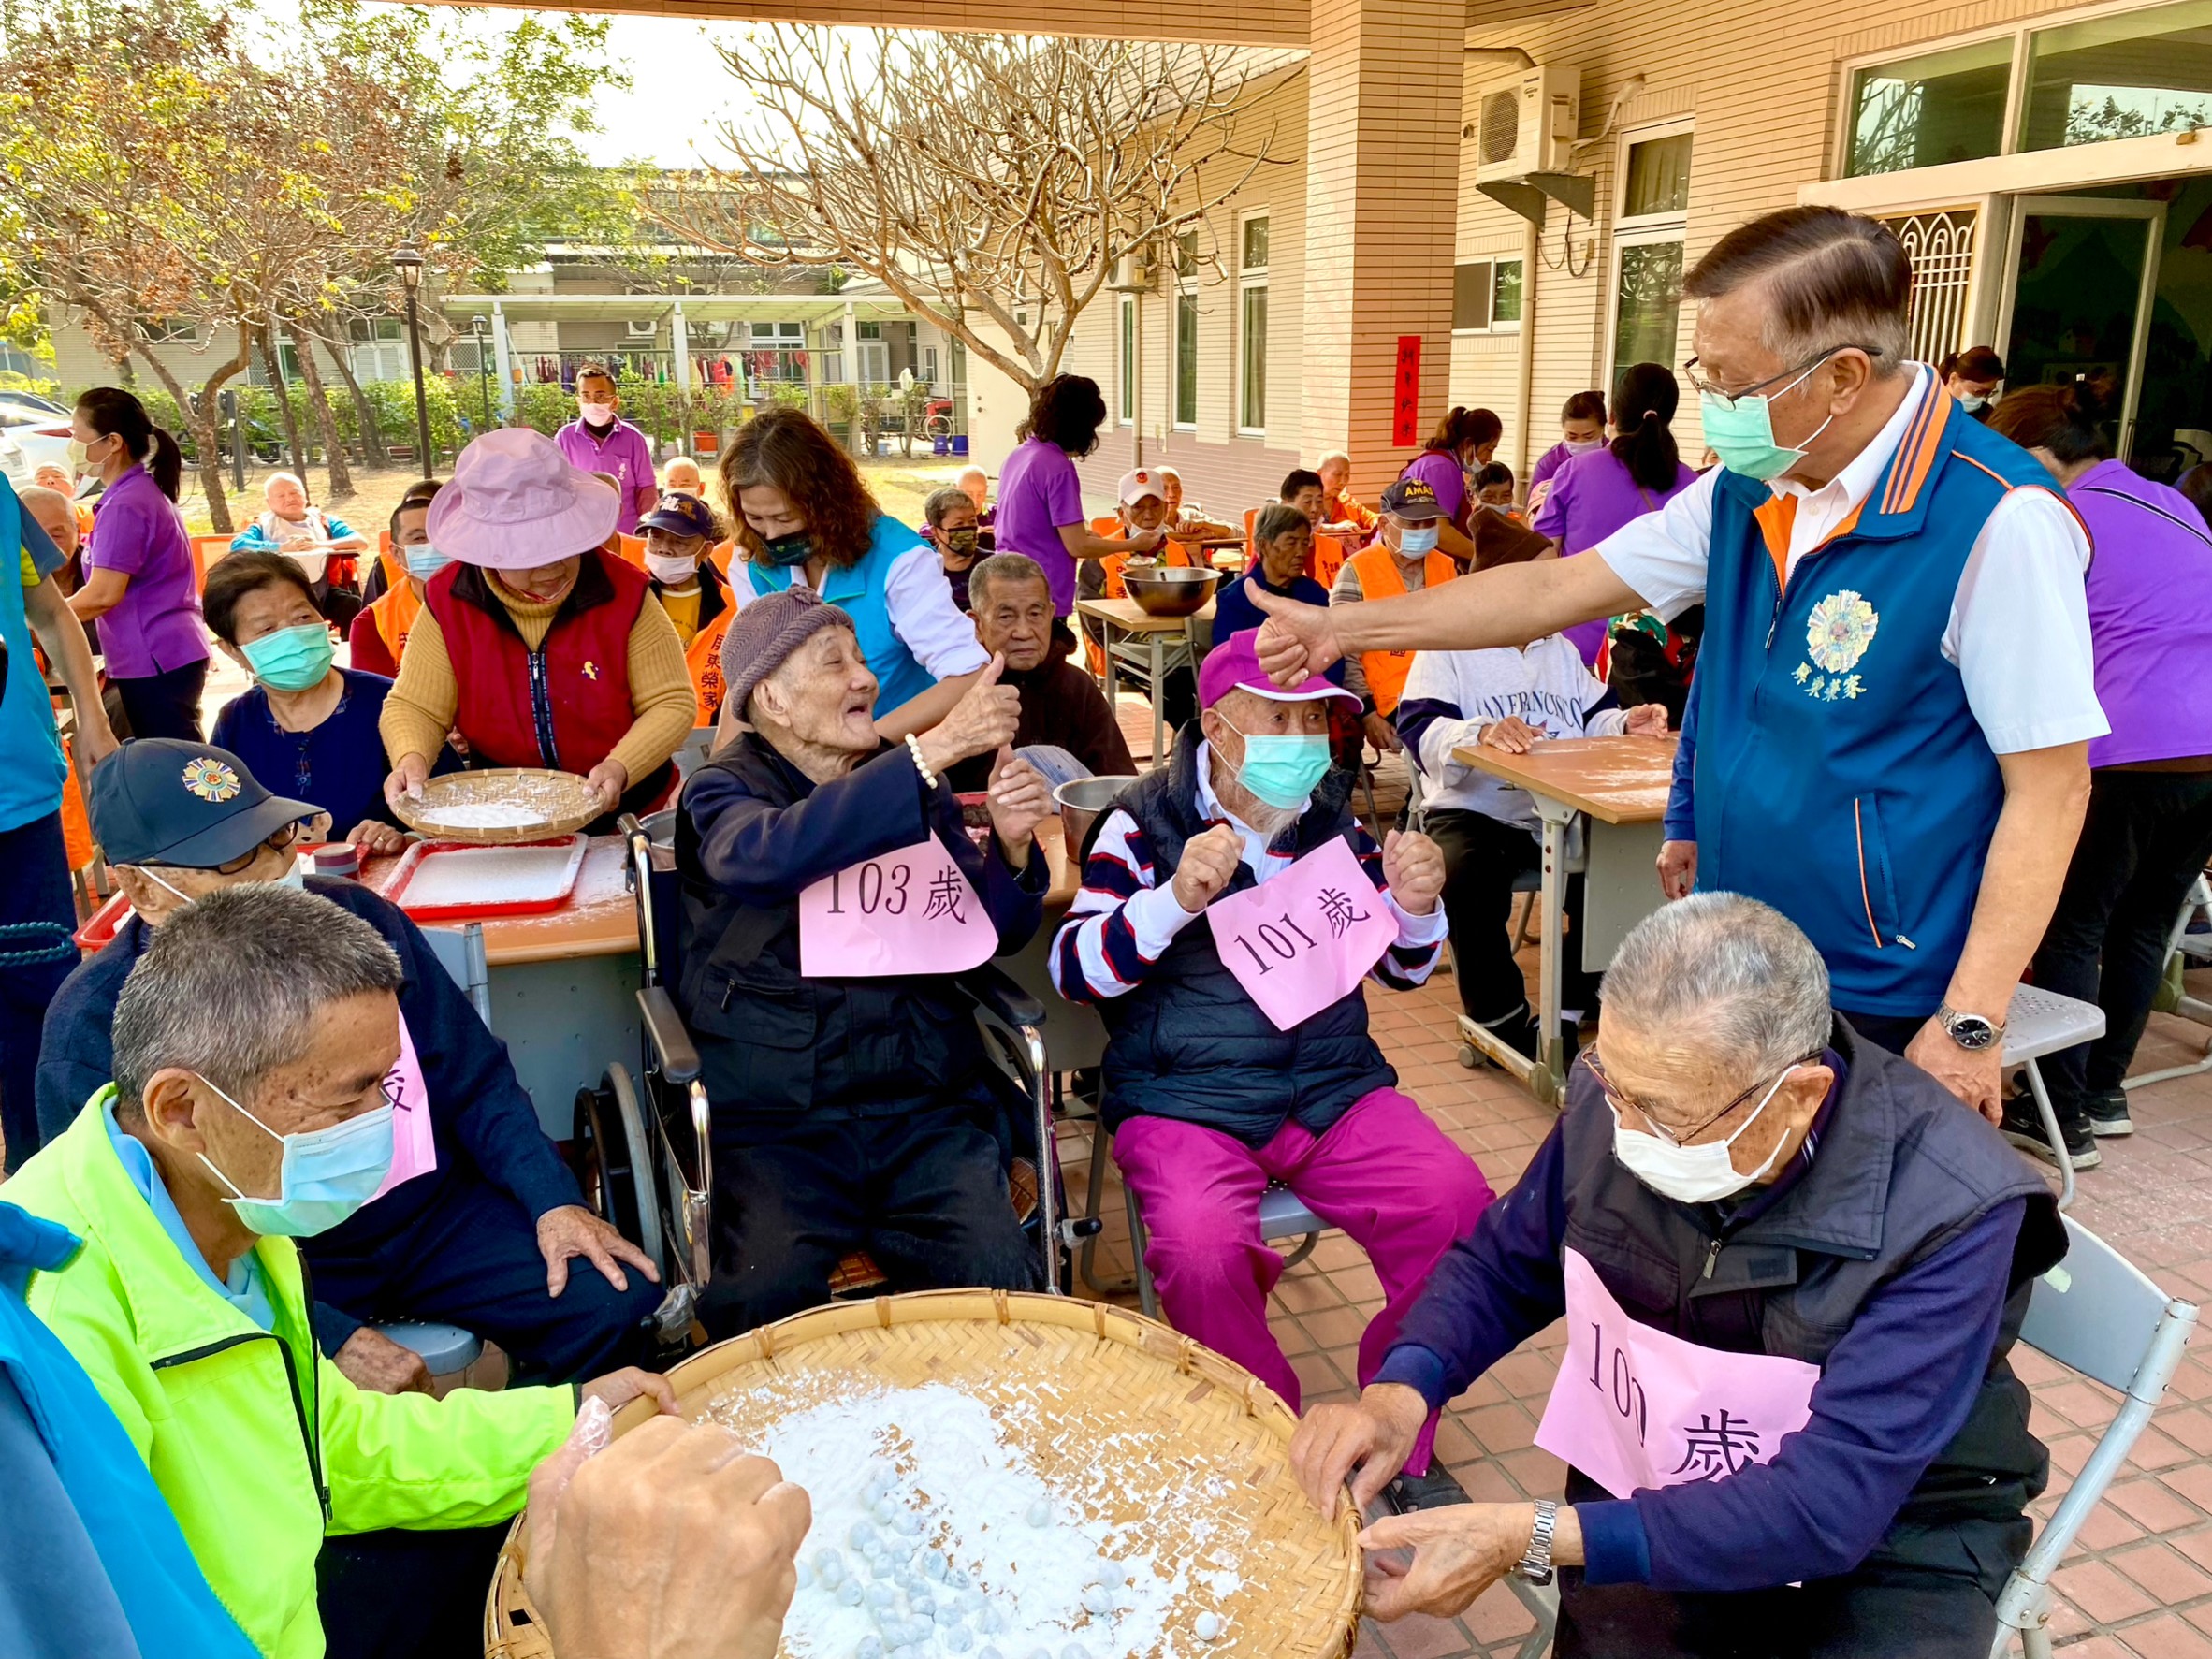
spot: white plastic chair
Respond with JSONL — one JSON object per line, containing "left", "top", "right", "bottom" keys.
{"left": 2003, "top": 985, "right": 2106, "bottom": 1213}
{"left": 1987, "top": 1217, "right": 2199, "bottom": 1657}
{"left": 2125, "top": 873, "right": 2212, "bottom": 1090}
{"left": 373, "top": 1318, "right": 484, "bottom": 1380}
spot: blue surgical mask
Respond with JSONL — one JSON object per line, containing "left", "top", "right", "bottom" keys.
{"left": 1698, "top": 356, "right": 1836, "bottom": 483}
{"left": 240, "top": 623, "right": 335, "bottom": 693}
{"left": 1397, "top": 524, "right": 1440, "bottom": 556}
{"left": 403, "top": 543, "right": 452, "bottom": 581}
{"left": 1221, "top": 720, "right": 1332, "bottom": 810}
{"left": 194, "top": 1073, "right": 394, "bottom": 1237}
{"left": 762, "top": 531, "right": 813, "bottom": 567}
{"left": 1957, "top": 393, "right": 1988, "bottom": 413}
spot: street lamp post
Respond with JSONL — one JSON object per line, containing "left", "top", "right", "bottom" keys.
{"left": 392, "top": 243, "right": 433, "bottom": 474}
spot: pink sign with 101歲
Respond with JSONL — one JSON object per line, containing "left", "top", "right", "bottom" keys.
{"left": 1534, "top": 1245, "right": 1821, "bottom": 1499}
{"left": 1204, "top": 835, "right": 1398, "bottom": 1031}
{"left": 371, "top": 1012, "right": 437, "bottom": 1199}
{"left": 798, "top": 836, "right": 997, "bottom": 977}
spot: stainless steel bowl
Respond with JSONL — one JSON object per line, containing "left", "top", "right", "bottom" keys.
{"left": 1054, "top": 775, "right": 1137, "bottom": 852}
{"left": 1122, "top": 564, "right": 1220, "bottom": 617}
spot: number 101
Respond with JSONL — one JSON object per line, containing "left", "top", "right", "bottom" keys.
{"left": 1231, "top": 912, "right": 1318, "bottom": 976}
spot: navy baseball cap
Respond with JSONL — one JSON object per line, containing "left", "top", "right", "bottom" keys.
{"left": 638, "top": 492, "right": 720, "bottom": 541}
{"left": 89, "top": 739, "right": 319, "bottom": 868}
{"left": 1379, "top": 477, "right": 1445, "bottom": 521}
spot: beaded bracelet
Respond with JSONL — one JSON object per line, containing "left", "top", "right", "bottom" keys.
{"left": 905, "top": 731, "right": 938, "bottom": 787}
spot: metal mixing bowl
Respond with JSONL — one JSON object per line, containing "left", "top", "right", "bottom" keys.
{"left": 1054, "top": 776, "right": 1138, "bottom": 851}
{"left": 1122, "top": 565, "right": 1220, "bottom": 617}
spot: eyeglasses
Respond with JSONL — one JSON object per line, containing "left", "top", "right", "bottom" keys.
{"left": 1682, "top": 345, "right": 1883, "bottom": 408}
{"left": 159, "top": 820, "right": 304, "bottom": 879}
{"left": 1579, "top": 1047, "right": 1821, "bottom": 1147}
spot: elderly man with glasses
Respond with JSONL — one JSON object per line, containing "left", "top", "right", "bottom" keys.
{"left": 7, "top": 883, "right": 677, "bottom": 1659}
{"left": 1289, "top": 893, "right": 2066, "bottom": 1659}
{"left": 1250, "top": 205, "right": 2103, "bottom": 1126}
{"left": 37, "top": 739, "right": 665, "bottom": 1397}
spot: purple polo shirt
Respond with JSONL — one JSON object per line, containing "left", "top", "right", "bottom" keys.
{"left": 1534, "top": 449, "right": 1696, "bottom": 664}
{"left": 995, "top": 436, "right": 1087, "bottom": 614}
{"left": 554, "top": 417, "right": 656, "bottom": 534}
{"left": 84, "top": 465, "right": 207, "bottom": 679}
{"left": 1398, "top": 450, "right": 1469, "bottom": 531}
{"left": 2067, "top": 458, "right": 2212, "bottom": 767}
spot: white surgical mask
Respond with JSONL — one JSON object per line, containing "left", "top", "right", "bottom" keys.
{"left": 644, "top": 549, "right": 701, "bottom": 587}
{"left": 1564, "top": 437, "right": 1605, "bottom": 455}
{"left": 1397, "top": 524, "right": 1440, "bottom": 556}
{"left": 1957, "top": 393, "right": 1987, "bottom": 413}
{"left": 1607, "top": 1064, "right": 1806, "bottom": 1204}
{"left": 580, "top": 401, "right": 616, "bottom": 428}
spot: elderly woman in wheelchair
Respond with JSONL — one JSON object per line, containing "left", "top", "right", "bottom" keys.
{"left": 674, "top": 587, "right": 1055, "bottom": 1338}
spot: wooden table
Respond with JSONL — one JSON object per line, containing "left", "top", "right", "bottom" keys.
{"left": 1446, "top": 734, "right": 1677, "bottom": 1104}
{"left": 1076, "top": 595, "right": 1216, "bottom": 770}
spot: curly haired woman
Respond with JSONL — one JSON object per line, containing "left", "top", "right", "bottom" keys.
{"left": 721, "top": 408, "right": 990, "bottom": 739}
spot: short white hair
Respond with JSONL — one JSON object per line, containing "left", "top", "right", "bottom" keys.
{"left": 1317, "top": 451, "right": 1351, "bottom": 472}
{"left": 956, "top": 465, "right": 987, "bottom": 486}
{"left": 1602, "top": 894, "right": 1832, "bottom": 1079}
{"left": 1157, "top": 466, "right": 1182, "bottom": 482}
{"left": 263, "top": 471, "right": 305, "bottom": 501}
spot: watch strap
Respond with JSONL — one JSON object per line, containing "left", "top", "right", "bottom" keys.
{"left": 1515, "top": 1499, "right": 1558, "bottom": 1584}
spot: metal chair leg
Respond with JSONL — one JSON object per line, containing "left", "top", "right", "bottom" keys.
{"left": 1511, "top": 890, "right": 1536, "bottom": 953}
{"left": 1080, "top": 1113, "right": 1135, "bottom": 1298}
{"left": 1506, "top": 1576, "right": 1558, "bottom": 1659}
{"left": 1125, "top": 1186, "right": 1160, "bottom": 1319}
{"left": 2023, "top": 1057, "right": 2077, "bottom": 1213}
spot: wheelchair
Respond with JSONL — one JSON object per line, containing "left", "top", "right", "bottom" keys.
{"left": 570, "top": 812, "right": 1078, "bottom": 1349}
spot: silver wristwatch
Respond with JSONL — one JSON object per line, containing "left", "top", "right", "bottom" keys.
{"left": 1936, "top": 1003, "right": 2004, "bottom": 1051}
{"left": 1514, "top": 1499, "right": 1559, "bottom": 1585}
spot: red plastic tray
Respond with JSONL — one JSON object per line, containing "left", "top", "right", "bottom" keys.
{"left": 380, "top": 836, "right": 589, "bottom": 922}
{"left": 75, "top": 889, "right": 133, "bottom": 953}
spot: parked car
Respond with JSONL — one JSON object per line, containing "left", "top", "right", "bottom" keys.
{"left": 0, "top": 391, "right": 81, "bottom": 493}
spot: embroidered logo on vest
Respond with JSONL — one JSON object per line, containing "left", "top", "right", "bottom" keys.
{"left": 1792, "top": 589, "right": 1879, "bottom": 703}
{"left": 582, "top": 661, "right": 599, "bottom": 680}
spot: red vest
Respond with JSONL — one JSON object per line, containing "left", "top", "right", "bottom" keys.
{"left": 425, "top": 550, "right": 648, "bottom": 773}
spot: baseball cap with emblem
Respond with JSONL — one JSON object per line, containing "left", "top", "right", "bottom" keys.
{"left": 88, "top": 739, "right": 319, "bottom": 868}
{"left": 1379, "top": 477, "right": 1445, "bottom": 521}
{"left": 1117, "top": 469, "right": 1169, "bottom": 506}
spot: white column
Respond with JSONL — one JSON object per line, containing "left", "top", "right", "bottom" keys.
{"left": 844, "top": 301, "right": 861, "bottom": 390}
{"left": 491, "top": 300, "right": 516, "bottom": 422}
{"left": 670, "top": 304, "right": 691, "bottom": 394}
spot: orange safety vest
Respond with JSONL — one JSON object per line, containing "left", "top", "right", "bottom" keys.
{"left": 370, "top": 582, "right": 421, "bottom": 665}
{"left": 1347, "top": 544, "right": 1454, "bottom": 717}
{"left": 688, "top": 609, "right": 732, "bottom": 725}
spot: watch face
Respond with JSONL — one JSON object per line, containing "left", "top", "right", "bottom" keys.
{"left": 1948, "top": 1014, "right": 1998, "bottom": 1050}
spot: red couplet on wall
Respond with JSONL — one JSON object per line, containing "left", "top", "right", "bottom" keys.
{"left": 1391, "top": 336, "right": 1422, "bottom": 447}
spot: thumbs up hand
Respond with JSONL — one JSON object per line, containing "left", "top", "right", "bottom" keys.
{"left": 917, "top": 654, "right": 1023, "bottom": 776}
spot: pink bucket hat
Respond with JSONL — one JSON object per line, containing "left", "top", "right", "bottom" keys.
{"left": 424, "top": 428, "right": 619, "bottom": 569}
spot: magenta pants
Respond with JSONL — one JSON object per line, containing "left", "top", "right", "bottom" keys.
{"left": 1113, "top": 1086, "right": 1494, "bottom": 1473}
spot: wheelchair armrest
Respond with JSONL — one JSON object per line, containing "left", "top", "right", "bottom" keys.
{"left": 956, "top": 964, "right": 1045, "bottom": 1029}
{"left": 636, "top": 986, "right": 701, "bottom": 1085}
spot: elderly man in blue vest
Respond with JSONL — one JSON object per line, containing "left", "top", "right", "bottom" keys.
{"left": 1289, "top": 894, "right": 2067, "bottom": 1658}
{"left": 1251, "top": 206, "right": 2103, "bottom": 1122}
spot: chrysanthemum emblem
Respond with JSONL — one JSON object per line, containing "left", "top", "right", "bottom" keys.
{"left": 1805, "top": 590, "right": 1879, "bottom": 676}
{"left": 181, "top": 756, "right": 241, "bottom": 803}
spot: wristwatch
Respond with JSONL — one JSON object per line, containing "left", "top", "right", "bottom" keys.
{"left": 1513, "top": 1499, "right": 1559, "bottom": 1585}
{"left": 1936, "top": 1003, "right": 2005, "bottom": 1051}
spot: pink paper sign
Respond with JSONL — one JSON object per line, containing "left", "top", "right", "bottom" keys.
{"left": 1535, "top": 1246, "right": 1821, "bottom": 1499}
{"left": 798, "top": 836, "right": 997, "bottom": 978}
{"left": 371, "top": 1012, "right": 437, "bottom": 1200}
{"left": 1204, "top": 836, "right": 1399, "bottom": 1032}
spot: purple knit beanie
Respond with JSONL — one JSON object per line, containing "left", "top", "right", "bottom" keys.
{"left": 719, "top": 586, "right": 857, "bottom": 718}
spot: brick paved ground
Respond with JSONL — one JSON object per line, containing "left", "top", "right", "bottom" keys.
{"left": 1056, "top": 738, "right": 2212, "bottom": 1655}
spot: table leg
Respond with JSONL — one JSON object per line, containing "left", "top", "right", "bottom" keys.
{"left": 1101, "top": 620, "right": 1120, "bottom": 730}
{"left": 1535, "top": 805, "right": 1572, "bottom": 1108}
{"left": 1149, "top": 632, "right": 1166, "bottom": 769}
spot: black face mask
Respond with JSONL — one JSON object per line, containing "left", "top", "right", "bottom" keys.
{"left": 762, "top": 531, "right": 813, "bottom": 567}
{"left": 940, "top": 527, "right": 980, "bottom": 558}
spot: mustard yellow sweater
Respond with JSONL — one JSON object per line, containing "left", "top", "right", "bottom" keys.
{"left": 378, "top": 573, "right": 695, "bottom": 785}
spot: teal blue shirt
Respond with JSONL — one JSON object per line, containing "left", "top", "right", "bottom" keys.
{"left": 100, "top": 1100, "right": 274, "bottom": 1332}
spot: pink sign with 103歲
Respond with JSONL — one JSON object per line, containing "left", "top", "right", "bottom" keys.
{"left": 1534, "top": 1245, "right": 1821, "bottom": 1499}
{"left": 1204, "top": 835, "right": 1398, "bottom": 1031}
{"left": 798, "top": 835, "right": 997, "bottom": 978}
{"left": 370, "top": 1012, "right": 437, "bottom": 1200}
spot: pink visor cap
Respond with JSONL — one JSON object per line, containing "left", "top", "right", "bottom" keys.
{"left": 1199, "top": 629, "right": 1360, "bottom": 711}
{"left": 425, "top": 428, "right": 620, "bottom": 570}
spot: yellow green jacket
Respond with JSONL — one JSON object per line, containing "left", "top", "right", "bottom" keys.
{"left": 5, "top": 1091, "right": 576, "bottom": 1659}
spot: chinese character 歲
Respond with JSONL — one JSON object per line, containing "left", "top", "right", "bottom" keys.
{"left": 922, "top": 868, "right": 968, "bottom": 924}
{"left": 1316, "top": 886, "right": 1372, "bottom": 939}
{"left": 1671, "top": 1410, "right": 1762, "bottom": 1480}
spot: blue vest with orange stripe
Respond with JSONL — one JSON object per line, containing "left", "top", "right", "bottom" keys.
{"left": 1695, "top": 386, "right": 2071, "bottom": 1016}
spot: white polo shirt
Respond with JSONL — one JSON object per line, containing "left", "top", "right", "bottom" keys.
{"left": 1596, "top": 367, "right": 2107, "bottom": 756}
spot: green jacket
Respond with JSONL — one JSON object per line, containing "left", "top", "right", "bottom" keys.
{"left": 5, "top": 1091, "right": 576, "bottom": 1659}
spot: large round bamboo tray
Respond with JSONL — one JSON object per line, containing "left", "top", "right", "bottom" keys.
{"left": 486, "top": 1290, "right": 1361, "bottom": 1659}
{"left": 391, "top": 768, "right": 600, "bottom": 845}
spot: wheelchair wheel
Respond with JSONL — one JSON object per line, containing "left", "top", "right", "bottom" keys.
{"left": 574, "top": 1065, "right": 666, "bottom": 1282}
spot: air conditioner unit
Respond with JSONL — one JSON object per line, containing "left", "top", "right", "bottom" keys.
{"left": 1109, "top": 246, "right": 1157, "bottom": 293}
{"left": 625, "top": 318, "right": 658, "bottom": 339}
{"left": 1472, "top": 65, "right": 1579, "bottom": 184}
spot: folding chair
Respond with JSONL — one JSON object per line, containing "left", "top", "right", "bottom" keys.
{"left": 371, "top": 1319, "right": 483, "bottom": 1384}
{"left": 1124, "top": 1181, "right": 1324, "bottom": 1321}
{"left": 1987, "top": 1217, "right": 2199, "bottom": 1657}
{"left": 2002, "top": 985, "right": 2105, "bottom": 1213}
{"left": 2125, "top": 872, "right": 2212, "bottom": 1089}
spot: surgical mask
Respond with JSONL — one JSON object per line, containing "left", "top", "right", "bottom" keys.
{"left": 66, "top": 438, "right": 92, "bottom": 471}
{"left": 940, "top": 527, "right": 980, "bottom": 558}
{"left": 762, "top": 531, "right": 813, "bottom": 567}
{"left": 1957, "top": 393, "right": 1987, "bottom": 413}
{"left": 240, "top": 623, "right": 335, "bottom": 692}
{"left": 141, "top": 861, "right": 303, "bottom": 911}
{"left": 645, "top": 549, "right": 700, "bottom": 586}
{"left": 1397, "top": 524, "right": 1440, "bottom": 556}
{"left": 1564, "top": 437, "right": 1605, "bottom": 455}
{"left": 403, "top": 543, "right": 452, "bottom": 581}
{"left": 580, "top": 401, "right": 616, "bottom": 428}
{"left": 1608, "top": 1064, "right": 1805, "bottom": 1204}
{"left": 1221, "top": 720, "right": 1332, "bottom": 810}
{"left": 194, "top": 1072, "right": 394, "bottom": 1238}
{"left": 1698, "top": 357, "right": 1835, "bottom": 483}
